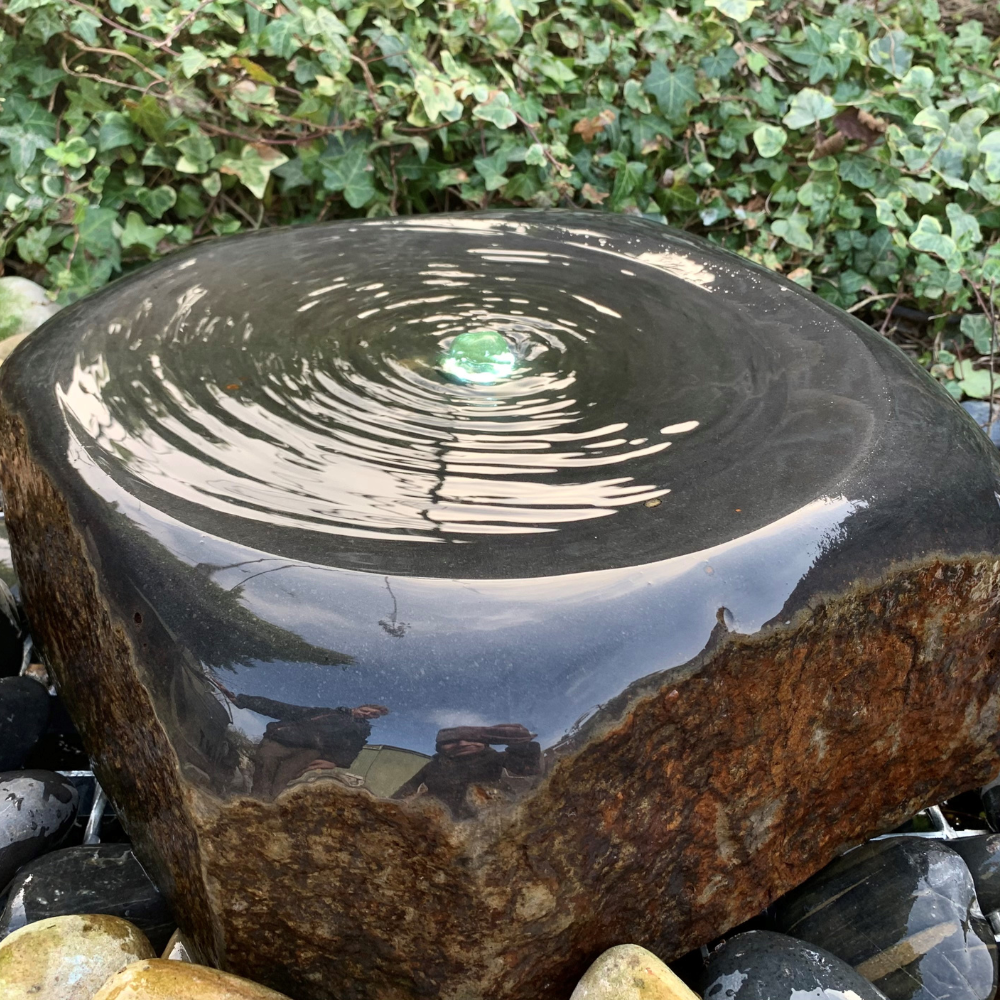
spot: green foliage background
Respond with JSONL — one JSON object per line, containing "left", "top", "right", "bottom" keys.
{"left": 1, "top": 0, "right": 1000, "bottom": 398}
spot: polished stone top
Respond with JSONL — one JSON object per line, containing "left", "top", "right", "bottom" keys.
{"left": 3, "top": 212, "right": 1000, "bottom": 807}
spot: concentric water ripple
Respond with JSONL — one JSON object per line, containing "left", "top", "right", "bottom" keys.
{"left": 49, "top": 214, "right": 884, "bottom": 575}
{"left": 56, "top": 226, "right": 710, "bottom": 541}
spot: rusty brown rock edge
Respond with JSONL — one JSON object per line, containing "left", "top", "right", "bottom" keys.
{"left": 4, "top": 407, "right": 1000, "bottom": 1000}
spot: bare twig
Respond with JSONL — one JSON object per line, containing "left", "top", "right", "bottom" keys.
{"left": 514, "top": 111, "right": 564, "bottom": 171}
{"left": 60, "top": 50, "right": 162, "bottom": 94}
{"left": 197, "top": 118, "right": 363, "bottom": 146}
{"left": 66, "top": 39, "right": 169, "bottom": 83}
{"left": 160, "top": 0, "right": 215, "bottom": 51}
{"left": 846, "top": 291, "right": 903, "bottom": 313}
{"left": 59, "top": 0, "right": 179, "bottom": 53}
{"left": 221, "top": 193, "right": 261, "bottom": 229}
{"left": 879, "top": 283, "right": 905, "bottom": 336}
{"left": 958, "top": 63, "right": 1000, "bottom": 85}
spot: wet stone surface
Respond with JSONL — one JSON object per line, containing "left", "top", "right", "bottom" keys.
{"left": 699, "top": 930, "right": 890, "bottom": 1000}
{"left": 0, "top": 769, "right": 77, "bottom": 887}
{"left": 0, "top": 844, "right": 174, "bottom": 951}
{"left": 4, "top": 212, "right": 1000, "bottom": 999}
{"left": 775, "top": 837, "right": 998, "bottom": 1000}
{"left": 950, "top": 835, "right": 1000, "bottom": 917}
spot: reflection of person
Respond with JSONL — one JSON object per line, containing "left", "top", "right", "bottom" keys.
{"left": 213, "top": 682, "right": 388, "bottom": 800}
{"left": 393, "top": 724, "right": 541, "bottom": 819}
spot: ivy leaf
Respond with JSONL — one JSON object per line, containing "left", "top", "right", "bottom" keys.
{"left": 961, "top": 314, "right": 994, "bottom": 355}
{"left": 838, "top": 156, "right": 877, "bottom": 189}
{"left": 979, "top": 130, "right": 1000, "bottom": 183}
{"left": 704, "top": 0, "right": 765, "bottom": 22}
{"left": 15, "top": 226, "right": 53, "bottom": 265}
{"left": 127, "top": 95, "right": 170, "bottom": 145}
{"left": 263, "top": 14, "right": 302, "bottom": 59}
{"left": 771, "top": 213, "right": 814, "bottom": 251}
{"left": 216, "top": 145, "right": 288, "bottom": 199}
{"left": 70, "top": 10, "right": 101, "bottom": 44}
{"left": 321, "top": 146, "right": 376, "bottom": 208}
{"left": 135, "top": 185, "right": 177, "bottom": 219}
{"left": 610, "top": 160, "right": 647, "bottom": 209}
{"left": 752, "top": 124, "right": 786, "bottom": 158}
{"left": 946, "top": 203, "right": 982, "bottom": 250}
{"left": 913, "top": 108, "right": 950, "bottom": 132}
{"left": 472, "top": 92, "right": 516, "bottom": 129}
{"left": 642, "top": 63, "right": 698, "bottom": 120}
{"left": 173, "top": 132, "right": 216, "bottom": 174}
{"left": 118, "top": 211, "right": 170, "bottom": 252}
{"left": 0, "top": 124, "right": 50, "bottom": 175}
{"left": 178, "top": 46, "right": 212, "bottom": 78}
{"left": 953, "top": 359, "right": 994, "bottom": 399}
{"left": 782, "top": 88, "right": 836, "bottom": 129}
{"left": 868, "top": 31, "right": 913, "bottom": 78}
{"left": 76, "top": 205, "right": 119, "bottom": 255}
{"left": 3, "top": 93, "right": 57, "bottom": 134}
{"left": 474, "top": 151, "right": 509, "bottom": 191}
{"left": 898, "top": 178, "right": 937, "bottom": 203}
{"left": 623, "top": 80, "right": 651, "bottom": 113}
{"left": 45, "top": 136, "right": 96, "bottom": 169}
{"left": 414, "top": 75, "right": 463, "bottom": 124}
{"left": 909, "top": 215, "right": 963, "bottom": 271}
{"left": 700, "top": 47, "right": 739, "bottom": 79}
{"left": 98, "top": 112, "right": 138, "bottom": 152}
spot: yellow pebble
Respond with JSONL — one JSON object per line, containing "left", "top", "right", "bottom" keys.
{"left": 0, "top": 914, "right": 155, "bottom": 1000}
{"left": 570, "top": 944, "right": 701, "bottom": 1000}
{"left": 91, "top": 958, "right": 294, "bottom": 1000}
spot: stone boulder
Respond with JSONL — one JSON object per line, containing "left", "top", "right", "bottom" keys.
{"left": 3, "top": 213, "right": 1000, "bottom": 1000}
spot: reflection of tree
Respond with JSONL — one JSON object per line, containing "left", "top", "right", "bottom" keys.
{"left": 105, "top": 506, "right": 352, "bottom": 674}
{"left": 378, "top": 576, "right": 408, "bottom": 638}
{"left": 89, "top": 504, "right": 353, "bottom": 795}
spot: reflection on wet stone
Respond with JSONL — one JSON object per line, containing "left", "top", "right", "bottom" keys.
{"left": 4, "top": 213, "right": 1000, "bottom": 999}
{"left": 949, "top": 835, "right": 1000, "bottom": 919}
{"left": 699, "top": 930, "right": 890, "bottom": 1000}
{"left": 0, "top": 844, "right": 174, "bottom": 952}
{"left": 0, "top": 771, "right": 78, "bottom": 888}
{"left": 775, "top": 838, "right": 998, "bottom": 1000}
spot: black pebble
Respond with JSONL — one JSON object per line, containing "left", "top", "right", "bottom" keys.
{"left": 0, "top": 844, "right": 174, "bottom": 951}
{"left": 0, "top": 770, "right": 78, "bottom": 888}
{"left": 950, "top": 834, "right": 1000, "bottom": 916}
{"left": 699, "top": 930, "right": 890, "bottom": 1000}
{"left": 775, "top": 837, "right": 997, "bottom": 1000}
{"left": 982, "top": 774, "right": 1000, "bottom": 834}
{"left": 0, "top": 676, "right": 49, "bottom": 770}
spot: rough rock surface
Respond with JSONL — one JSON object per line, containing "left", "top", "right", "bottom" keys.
{"left": 0, "top": 914, "right": 155, "bottom": 1000}
{"left": 4, "top": 215, "right": 1000, "bottom": 1000}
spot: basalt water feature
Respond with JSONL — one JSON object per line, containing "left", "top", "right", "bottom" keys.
{"left": 2, "top": 211, "right": 1000, "bottom": 1000}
